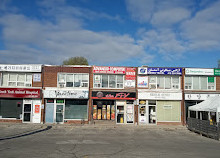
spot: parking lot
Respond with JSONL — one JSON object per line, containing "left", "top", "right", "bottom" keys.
{"left": 1, "top": 124, "right": 220, "bottom": 158}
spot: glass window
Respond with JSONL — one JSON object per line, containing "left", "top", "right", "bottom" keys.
{"left": 185, "top": 76, "right": 192, "bottom": 89}
{"left": 0, "top": 99, "right": 23, "bottom": 119}
{"left": 9, "top": 74, "right": 16, "bottom": 81}
{"left": 193, "top": 76, "right": 199, "bottom": 89}
{"left": 26, "top": 74, "right": 32, "bottom": 82}
{"left": 18, "top": 74, "right": 25, "bottom": 81}
{"left": 157, "top": 76, "right": 164, "bottom": 89}
{"left": 165, "top": 77, "right": 171, "bottom": 89}
{"left": 74, "top": 74, "right": 82, "bottom": 87}
{"left": 64, "top": 99, "right": 88, "bottom": 119}
{"left": 66, "top": 74, "right": 73, "bottom": 87}
{"left": 58, "top": 74, "right": 65, "bottom": 83}
{"left": 102, "top": 75, "right": 108, "bottom": 88}
{"left": 109, "top": 75, "right": 116, "bottom": 88}
{"left": 117, "top": 75, "right": 123, "bottom": 88}
{"left": 200, "top": 77, "right": 207, "bottom": 90}
{"left": 2, "top": 73, "right": 8, "bottom": 86}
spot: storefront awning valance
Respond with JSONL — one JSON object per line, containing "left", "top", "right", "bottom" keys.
{"left": 189, "top": 96, "right": 220, "bottom": 112}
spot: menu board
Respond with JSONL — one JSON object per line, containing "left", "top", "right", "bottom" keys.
{"left": 111, "top": 105, "right": 115, "bottom": 120}
{"left": 102, "top": 105, "right": 107, "bottom": 120}
{"left": 93, "top": 105, "right": 97, "bottom": 120}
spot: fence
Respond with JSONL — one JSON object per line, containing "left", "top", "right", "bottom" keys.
{"left": 187, "top": 117, "right": 220, "bottom": 140}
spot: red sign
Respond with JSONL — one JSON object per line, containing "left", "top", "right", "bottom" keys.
{"left": 0, "top": 88, "right": 41, "bottom": 98}
{"left": 93, "top": 66, "right": 126, "bottom": 74}
{"left": 35, "top": 105, "right": 40, "bottom": 113}
{"left": 126, "top": 67, "right": 136, "bottom": 80}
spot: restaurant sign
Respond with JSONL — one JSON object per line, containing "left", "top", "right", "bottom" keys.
{"left": 93, "top": 66, "right": 125, "bottom": 74}
{"left": 44, "top": 89, "right": 89, "bottom": 99}
{"left": 0, "top": 64, "right": 42, "bottom": 72}
{"left": 138, "top": 67, "right": 182, "bottom": 75}
{"left": 0, "top": 88, "right": 41, "bottom": 98}
{"left": 92, "top": 91, "right": 136, "bottom": 100}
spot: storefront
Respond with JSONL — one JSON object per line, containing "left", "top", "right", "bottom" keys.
{"left": 44, "top": 89, "right": 89, "bottom": 124}
{"left": 185, "top": 93, "right": 220, "bottom": 121}
{"left": 0, "top": 88, "right": 42, "bottom": 123}
{"left": 92, "top": 91, "right": 136, "bottom": 124}
{"left": 138, "top": 90, "right": 182, "bottom": 125}
{"left": 137, "top": 67, "right": 183, "bottom": 125}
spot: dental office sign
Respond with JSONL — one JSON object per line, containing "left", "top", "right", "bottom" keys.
{"left": 138, "top": 67, "right": 182, "bottom": 75}
{"left": 185, "top": 68, "right": 214, "bottom": 75}
{"left": 0, "top": 64, "right": 42, "bottom": 72}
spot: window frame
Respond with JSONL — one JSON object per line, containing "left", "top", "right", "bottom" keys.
{"left": 184, "top": 76, "right": 216, "bottom": 90}
{"left": 149, "top": 75, "right": 180, "bottom": 90}
{"left": 57, "top": 73, "right": 89, "bottom": 88}
{"left": 93, "top": 74, "right": 124, "bottom": 89}
{"left": 1, "top": 73, "right": 32, "bottom": 87}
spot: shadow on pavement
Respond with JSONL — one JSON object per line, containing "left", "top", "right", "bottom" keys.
{"left": 0, "top": 126, "right": 52, "bottom": 141}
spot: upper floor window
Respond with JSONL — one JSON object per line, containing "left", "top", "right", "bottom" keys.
{"left": 1, "top": 73, "right": 32, "bottom": 87}
{"left": 185, "top": 76, "right": 215, "bottom": 90}
{"left": 57, "top": 73, "right": 89, "bottom": 88}
{"left": 94, "top": 74, "right": 124, "bottom": 89}
{"left": 149, "top": 76, "right": 180, "bottom": 89}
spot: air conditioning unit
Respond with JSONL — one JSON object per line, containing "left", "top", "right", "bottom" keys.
{"left": 59, "top": 83, "right": 65, "bottom": 88}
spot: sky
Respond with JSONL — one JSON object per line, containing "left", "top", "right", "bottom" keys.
{"left": 0, "top": 0, "right": 220, "bottom": 68}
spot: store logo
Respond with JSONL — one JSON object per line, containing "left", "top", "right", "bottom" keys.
{"left": 140, "top": 68, "right": 146, "bottom": 74}
{"left": 96, "top": 92, "right": 104, "bottom": 98}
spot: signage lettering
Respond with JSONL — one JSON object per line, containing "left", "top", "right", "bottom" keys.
{"left": 93, "top": 66, "right": 126, "bottom": 74}
{"left": 0, "top": 88, "right": 41, "bottom": 98}
{"left": 185, "top": 68, "right": 214, "bottom": 75}
{"left": 92, "top": 91, "right": 136, "bottom": 100}
{"left": 44, "top": 90, "right": 89, "bottom": 99}
{"left": 0, "top": 64, "right": 42, "bottom": 72}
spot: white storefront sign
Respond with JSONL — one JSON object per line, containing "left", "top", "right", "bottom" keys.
{"left": 185, "top": 68, "right": 214, "bottom": 76}
{"left": 138, "top": 91, "right": 182, "bottom": 100}
{"left": 0, "top": 64, "right": 42, "bottom": 72}
{"left": 44, "top": 89, "right": 89, "bottom": 99}
{"left": 185, "top": 93, "right": 220, "bottom": 101}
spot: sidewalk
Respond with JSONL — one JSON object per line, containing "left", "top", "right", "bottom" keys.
{"left": 0, "top": 122, "right": 187, "bottom": 140}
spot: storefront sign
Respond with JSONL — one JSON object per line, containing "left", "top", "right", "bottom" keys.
{"left": 138, "top": 91, "right": 182, "bottom": 100}
{"left": 137, "top": 76, "right": 148, "bottom": 88}
{"left": 185, "top": 68, "right": 214, "bottom": 75}
{"left": 0, "top": 88, "right": 41, "bottom": 98}
{"left": 44, "top": 89, "right": 89, "bottom": 99}
{"left": 125, "top": 68, "right": 136, "bottom": 80}
{"left": 0, "top": 64, "right": 42, "bottom": 72}
{"left": 185, "top": 93, "right": 220, "bottom": 101}
{"left": 138, "top": 67, "right": 182, "bottom": 75}
{"left": 147, "top": 68, "right": 182, "bottom": 75}
{"left": 92, "top": 91, "right": 136, "bottom": 100}
{"left": 93, "top": 66, "right": 126, "bottom": 74}
{"left": 214, "top": 69, "right": 220, "bottom": 76}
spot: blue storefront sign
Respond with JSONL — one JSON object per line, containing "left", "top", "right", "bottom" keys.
{"left": 138, "top": 67, "right": 182, "bottom": 75}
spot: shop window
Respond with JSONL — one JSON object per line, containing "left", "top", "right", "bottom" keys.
{"left": 0, "top": 99, "right": 23, "bottom": 119}
{"left": 149, "top": 76, "right": 180, "bottom": 89}
{"left": 1, "top": 73, "right": 32, "bottom": 87}
{"left": 64, "top": 99, "right": 88, "bottom": 119}
{"left": 93, "top": 74, "right": 124, "bottom": 89}
{"left": 184, "top": 76, "right": 216, "bottom": 90}
{"left": 57, "top": 73, "right": 89, "bottom": 88}
{"left": 93, "top": 100, "right": 115, "bottom": 120}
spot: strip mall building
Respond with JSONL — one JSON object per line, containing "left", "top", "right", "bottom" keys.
{"left": 1, "top": 64, "right": 220, "bottom": 126}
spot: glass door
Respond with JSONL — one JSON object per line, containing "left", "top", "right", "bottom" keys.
{"left": 116, "top": 105, "right": 124, "bottom": 124}
{"left": 56, "top": 105, "right": 64, "bottom": 123}
{"left": 149, "top": 106, "right": 156, "bottom": 124}
{"left": 23, "top": 104, "right": 32, "bottom": 122}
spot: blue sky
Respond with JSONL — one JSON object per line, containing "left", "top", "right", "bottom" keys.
{"left": 0, "top": 0, "right": 220, "bottom": 68}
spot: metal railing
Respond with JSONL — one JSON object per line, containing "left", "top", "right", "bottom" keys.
{"left": 187, "top": 117, "right": 220, "bottom": 140}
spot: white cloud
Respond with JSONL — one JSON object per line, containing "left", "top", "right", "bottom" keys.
{"left": 0, "top": 11, "right": 147, "bottom": 65}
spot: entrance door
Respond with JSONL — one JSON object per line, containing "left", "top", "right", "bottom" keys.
{"left": 23, "top": 104, "right": 32, "bottom": 122}
{"left": 149, "top": 106, "right": 156, "bottom": 124}
{"left": 56, "top": 105, "right": 64, "bottom": 123}
{"left": 116, "top": 104, "right": 124, "bottom": 124}
{"left": 45, "top": 103, "right": 54, "bottom": 123}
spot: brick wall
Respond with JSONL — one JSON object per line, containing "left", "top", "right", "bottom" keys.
{"left": 216, "top": 76, "right": 220, "bottom": 91}
{"left": 43, "top": 66, "right": 91, "bottom": 87}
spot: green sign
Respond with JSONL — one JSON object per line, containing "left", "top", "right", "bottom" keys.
{"left": 56, "top": 99, "right": 64, "bottom": 103}
{"left": 214, "top": 69, "right": 220, "bottom": 76}
{"left": 208, "top": 77, "right": 215, "bottom": 83}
